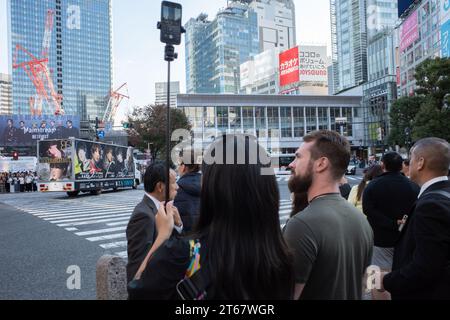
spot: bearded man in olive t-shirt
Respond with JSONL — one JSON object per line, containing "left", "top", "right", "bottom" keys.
{"left": 284, "top": 130, "right": 373, "bottom": 300}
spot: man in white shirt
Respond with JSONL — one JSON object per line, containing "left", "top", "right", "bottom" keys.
{"left": 126, "top": 161, "right": 181, "bottom": 282}
{"left": 381, "top": 137, "right": 450, "bottom": 299}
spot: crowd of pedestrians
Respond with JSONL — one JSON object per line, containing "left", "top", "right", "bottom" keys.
{"left": 0, "top": 171, "right": 37, "bottom": 194}
{"left": 123, "top": 130, "right": 450, "bottom": 300}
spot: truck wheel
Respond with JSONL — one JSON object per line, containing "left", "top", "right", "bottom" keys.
{"left": 132, "top": 179, "right": 138, "bottom": 189}
{"left": 90, "top": 189, "right": 102, "bottom": 196}
{"left": 67, "top": 191, "right": 80, "bottom": 197}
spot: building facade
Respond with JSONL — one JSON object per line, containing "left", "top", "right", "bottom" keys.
{"left": 185, "top": 2, "right": 259, "bottom": 94}
{"left": 397, "top": 0, "right": 444, "bottom": 97}
{"left": 248, "top": 0, "right": 296, "bottom": 51}
{"left": 0, "top": 73, "right": 12, "bottom": 115}
{"left": 330, "top": 0, "right": 397, "bottom": 94}
{"left": 177, "top": 94, "right": 364, "bottom": 165}
{"left": 363, "top": 31, "right": 398, "bottom": 153}
{"left": 155, "top": 81, "right": 180, "bottom": 108}
{"left": 8, "top": 0, "right": 112, "bottom": 119}
{"left": 240, "top": 48, "right": 279, "bottom": 94}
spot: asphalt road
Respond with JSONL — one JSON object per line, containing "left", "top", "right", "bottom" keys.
{"left": 0, "top": 172, "right": 363, "bottom": 299}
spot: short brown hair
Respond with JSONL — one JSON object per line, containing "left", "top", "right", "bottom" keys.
{"left": 412, "top": 137, "right": 450, "bottom": 175}
{"left": 303, "top": 130, "right": 351, "bottom": 180}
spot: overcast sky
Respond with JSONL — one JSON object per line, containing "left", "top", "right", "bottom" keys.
{"left": 0, "top": 0, "right": 331, "bottom": 119}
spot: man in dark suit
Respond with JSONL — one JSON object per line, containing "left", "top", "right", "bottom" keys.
{"left": 362, "top": 151, "right": 419, "bottom": 298}
{"left": 380, "top": 137, "right": 450, "bottom": 299}
{"left": 126, "top": 161, "right": 181, "bottom": 282}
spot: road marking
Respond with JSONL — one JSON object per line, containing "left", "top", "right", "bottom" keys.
{"left": 49, "top": 213, "right": 131, "bottom": 224}
{"left": 86, "top": 233, "right": 126, "bottom": 242}
{"left": 100, "top": 241, "right": 128, "bottom": 249}
{"left": 75, "top": 226, "right": 126, "bottom": 236}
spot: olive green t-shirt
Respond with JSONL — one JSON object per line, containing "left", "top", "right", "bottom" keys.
{"left": 284, "top": 194, "right": 373, "bottom": 300}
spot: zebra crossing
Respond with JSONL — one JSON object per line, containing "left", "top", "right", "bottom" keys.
{"left": 276, "top": 175, "right": 362, "bottom": 182}
{"left": 1, "top": 190, "right": 294, "bottom": 259}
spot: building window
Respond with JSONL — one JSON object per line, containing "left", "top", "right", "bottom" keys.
{"left": 293, "top": 107, "right": 304, "bottom": 138}
{"left": 280, "top": 107, "right": 292, "bottom": 138}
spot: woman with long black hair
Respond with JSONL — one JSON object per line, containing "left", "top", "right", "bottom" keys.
{"left": 128, "top": 134, "right": 294, "bottom": 300}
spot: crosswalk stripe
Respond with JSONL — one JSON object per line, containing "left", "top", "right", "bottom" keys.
{"left": 115, "top": 251, "right": 128, "bottom": 258}
{"left": 106, "top": 221, "right": 130, "bottom": 227}
{"left": 100, "top": 241, "right": 128, "bottom": 249}
{"left": 49, "top": 213, "right": 131, "bottom": 224}
{"left": 86, "top": 233, "right": 126, "bottom": 242}
{"left": 56, "top": 216, "right": 132, "bottom": 227}
{"left": 41, "top": 209, "right": 133, "bottom": 220}
{"left": 30, "top": 206, "right": 136, "bottom": 216}
{"left": 75, "top": 226, "right": 127, "bottom": 236}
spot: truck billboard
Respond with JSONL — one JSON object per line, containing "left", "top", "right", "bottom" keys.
{"left": 37, "top": 138, "right": 137, "bottom": 195}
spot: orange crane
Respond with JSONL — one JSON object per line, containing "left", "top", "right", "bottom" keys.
{"left": 102, "top": 83, "right": 130, "bottom": 123}
{"left": 12, "top": 9, "right": 64, "bottom": 116}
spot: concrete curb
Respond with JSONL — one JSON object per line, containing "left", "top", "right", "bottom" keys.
{"left": 96, "top": 255, "right": 128, "bottom": 300}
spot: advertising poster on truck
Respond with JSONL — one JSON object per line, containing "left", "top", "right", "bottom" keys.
{"left": 38, "top": 139, "right": 73, "bottom": 181}
{"left": 73, "top": 140, "right": 135, "bottom": 180}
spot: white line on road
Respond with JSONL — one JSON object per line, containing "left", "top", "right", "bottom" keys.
{"left": 56, "top": 216, "right": 131, "bottom": 227}
{"left": 86, "top": 233, "right": 126, "bottom": 242}
{"left": 49, "top": 213, "right": 131, "bottom": 224}
{"left": 100, "top": 241, "right": 128, "bottom": 249}
{"left": 75, "top": 226, "right": 126, "bottom": 236}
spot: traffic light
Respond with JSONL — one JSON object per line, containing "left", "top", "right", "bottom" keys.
{"left": 12, "top": 151, "right": 19, "bottom": 161}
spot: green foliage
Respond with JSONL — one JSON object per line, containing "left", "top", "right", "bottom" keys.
{"left": 127, "top": 104, "right": 191, "bottom": 161}
{"left": 388, "top": 57, "right": 450, "bottom": 147}
{"left": 388, "top": 96, "right": 423, "bottom": 146}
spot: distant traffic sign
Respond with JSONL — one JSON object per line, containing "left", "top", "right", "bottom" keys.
{"left": 97, "top": 131, "right": 105, "bottom": 139}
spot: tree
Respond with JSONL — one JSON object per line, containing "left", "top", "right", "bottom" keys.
{"left": 413, "top": 99, "right": 450, "bottom": 142}
{"left": 414, "top": 57, "right": 450, "bottom": 104}
{"left": 388, "top": 96, "right": 424, "bottom": 147}
{"left": 413, "top": 57, "right": 450, "bottom": 141}
{"left": 127, "top": 104, "right": 191, "bottom": 161}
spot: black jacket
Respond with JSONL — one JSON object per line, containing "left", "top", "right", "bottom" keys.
{"left": 174, "top": 172, "right": 201, "bottom": 233}
{"left": 384, "top": 180, "right": 450, "bottom": 299}
{"left": 126, "top": 195, "right": 158, "bottom": 283}
{"left": 362, "top": 171, "right": 419, "bottom": 247}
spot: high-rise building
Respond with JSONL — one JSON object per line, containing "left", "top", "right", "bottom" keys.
{"left": 248, "top": 0, "right": 296, "bottom": 51}
{"left": 155, "top": 82, "right": 180, "bottom": 108}
{"left": 397, "top": 0, "right": 445, "bottom": 97}
{"left": 240, "top": 48, "right": 279, "bottom": 94}
{"left": 185, "top": 1, "right": 260, "bottom": 94}
{"left": 330, "top": 0, "right": 397, "bottom": 94}
{"left": 0, "top": 73, "right": 13, "bottom": 115}
{"left": 8, "top": 0, "right": 112, "bottom": 119}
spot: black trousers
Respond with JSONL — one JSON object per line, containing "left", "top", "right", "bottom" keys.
{"left": 20, "top": 184, "right": 25, "bottom": 192}
{"left": 5, "top": 183, "right": 10, "bottom": 193}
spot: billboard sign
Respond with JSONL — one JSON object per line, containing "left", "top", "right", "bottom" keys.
{"left": 0, "top": 115, "right": 80, "bottom": 147}
{"left": 298, "top": 45, "right": 328, "bottom": 83}
{"left": 400, "top": 10, "right": 419, "bottom": 52}
{"left": 73, "top": 140, "right": 134, "bottom": 181}
{"left": 38, "top": 139, "right": 73, "bottom": 182}
{"left": 279, "top": 46, "right": 299, "bottom": 87}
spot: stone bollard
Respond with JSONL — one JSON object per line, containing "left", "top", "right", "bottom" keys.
{"left": 96, "top": 255, "right": 128, "bottom": 300}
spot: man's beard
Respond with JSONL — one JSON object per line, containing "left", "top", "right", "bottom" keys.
{"left": 288, "top": 161, "right": 314, "bottom": 194}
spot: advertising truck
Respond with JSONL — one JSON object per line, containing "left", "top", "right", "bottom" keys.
{"left": 37, "top": 138, "right": 141, "bottom": 197}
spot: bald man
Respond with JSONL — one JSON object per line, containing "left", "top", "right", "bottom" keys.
{"left": 379, "top": 137, "right": 450, "bottom": 299}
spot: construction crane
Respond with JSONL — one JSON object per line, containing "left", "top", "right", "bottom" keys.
{"left": 102, "top": 83, "right": 130, "bottom": 123}
{"left": 12, "top": 9, "right": 64, "bottom": 116}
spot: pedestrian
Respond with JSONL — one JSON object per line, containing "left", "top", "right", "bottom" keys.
{"left": 401, "top": 158, "right": 410, "bottom": 178}
{"left": 13, "top": 174, "right": 20, "bottom": 193}
{"left": 173, "top": 148, "right": 202, "bottom": 233}
{"left": 348, "top": 165, "right": 383, "bottom": 213}
{"left": 125, "top": 161, "right": 181, "bottom": 283}
{"left": 19, "top": 174, "right": 25, "bottom": 192}
{"left": 362, "top": 151, "right": 419, "bottom": 300}
{"left": 380, "top": 137, "right": 450, "bottom": 299}
{"left": 284, "top": 130, "right": 373, "bottom": 300}
{"left": 32, "top": 172, "right": 37, "bottom": 192}
{"left": 25, "top": 173, "right": 33, "bottom": 192}
{"left": 5, "top": 173, "right": 11, "bottom": 193}
{"left": 339, "top": 175, "right": 351, "bottom": 200}
{"left": 128, "top": 134, "right": 294, "bottom": 300}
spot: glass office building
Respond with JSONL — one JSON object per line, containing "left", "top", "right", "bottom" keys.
{"left": 185, "top": 2, "right": 259, "bottom": 94}
{"left": 8, "top": 0, "right": 112, "bottom": 119}
{"left": 330, "top": 0, "right": 397, "bottom": 94}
